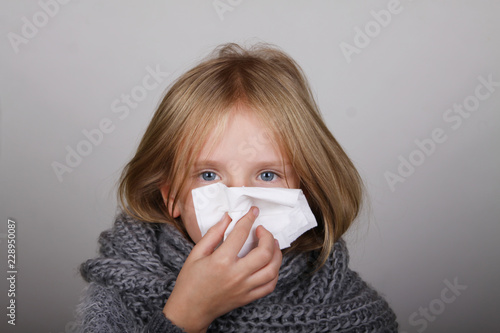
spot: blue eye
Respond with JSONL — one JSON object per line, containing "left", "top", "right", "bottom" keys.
{"left": 201, "top": 171, "right": 218, "bottom": 181}
{"left": 259, "top": 171, "right": 276, "bottom": 182}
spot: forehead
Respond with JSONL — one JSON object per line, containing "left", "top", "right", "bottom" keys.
{"left": 197, "top": 107, "right": 286, "bottom": 164}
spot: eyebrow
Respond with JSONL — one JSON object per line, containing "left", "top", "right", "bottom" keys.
{"left": 194, "top": 160, "right": 292, "bottom": 169}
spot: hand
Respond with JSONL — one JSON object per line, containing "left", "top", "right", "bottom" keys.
{"left": 162, "top": 206, "right": 282, "bottom": 333}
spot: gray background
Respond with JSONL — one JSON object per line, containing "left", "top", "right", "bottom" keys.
{"left": 1, "top": 1, "right": 499, "bottom": 332}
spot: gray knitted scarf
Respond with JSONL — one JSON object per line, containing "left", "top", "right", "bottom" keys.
{"left": 79, "top": 212, "right": 398, "bottom": 332}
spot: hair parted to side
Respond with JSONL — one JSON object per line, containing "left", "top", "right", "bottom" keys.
{"left": 118, "top": 42, "right": 363, "bottom": 268}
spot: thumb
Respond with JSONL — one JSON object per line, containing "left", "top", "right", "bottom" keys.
{"left": 188, "top": 212, "right": 231, "bottom": 260}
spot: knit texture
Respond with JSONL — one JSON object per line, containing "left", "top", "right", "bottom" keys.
{"left": 77, "top": 212, "right": 398, "bottom": 332}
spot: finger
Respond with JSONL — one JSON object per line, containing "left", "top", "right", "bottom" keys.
{"left": 250, "top": 274, "right": 280, "bottom": 299}
{"left": 247, "top": 237, "right": 282, "bottom": 286}
{"left": 248, "top": 246, "right": 282, "bottom": 299}
{"left": 189, "top": 212, "right": 231, "bottom": 260}
{"left": 218, "top": 206, "right": 259, "bottom": 254}
{"left": 239, "top": 225, "right": 276, "bottom": 273}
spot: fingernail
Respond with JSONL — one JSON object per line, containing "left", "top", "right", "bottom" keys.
{"left": 274, "top": 239, "right": 279, "bottom": 247}
{"left": 252, "top": 206, "right": 259, "bottom": 218}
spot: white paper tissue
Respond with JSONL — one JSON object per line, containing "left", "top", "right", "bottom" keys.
{"left": 192, "top": 183, "right": 317, "bottom": 257}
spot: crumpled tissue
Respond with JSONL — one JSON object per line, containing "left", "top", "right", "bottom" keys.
{"left": 192, "top": 182, "right": 317, "bottom": 257}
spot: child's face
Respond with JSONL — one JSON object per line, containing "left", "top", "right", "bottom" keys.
{"left": 161, "top": 106, "right": 300, "bottom": 243}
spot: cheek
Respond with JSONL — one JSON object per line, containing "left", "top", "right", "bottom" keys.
{"left": 286, "top": 171, "right": 301, "bottom": 189}
{"left": 178, "top": 193, "right": 203, "bottom": 243}
{"left": 184, "top": 221, "right": 202, "bottom": 243}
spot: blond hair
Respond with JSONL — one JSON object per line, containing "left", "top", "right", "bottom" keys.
{"left": 118, "top": 43, "right": 363, "bottom": 267}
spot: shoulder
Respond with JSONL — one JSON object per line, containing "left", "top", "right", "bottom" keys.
{"left": 79, "top": 212, "right": 171, "bottom": 283}
{"left": 329, "top": 239, "right": 399, "bottom": 330}
{"left": 76, "top": 282, "right": 139, "bottom": 332}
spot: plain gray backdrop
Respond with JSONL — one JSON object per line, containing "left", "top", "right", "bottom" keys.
{"left": 1, "top": 1, "right": 499, "bottom": 332}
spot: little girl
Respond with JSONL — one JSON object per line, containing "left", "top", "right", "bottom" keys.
{"left": 77, "top": 43, "right": 398, "bottom": 332}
